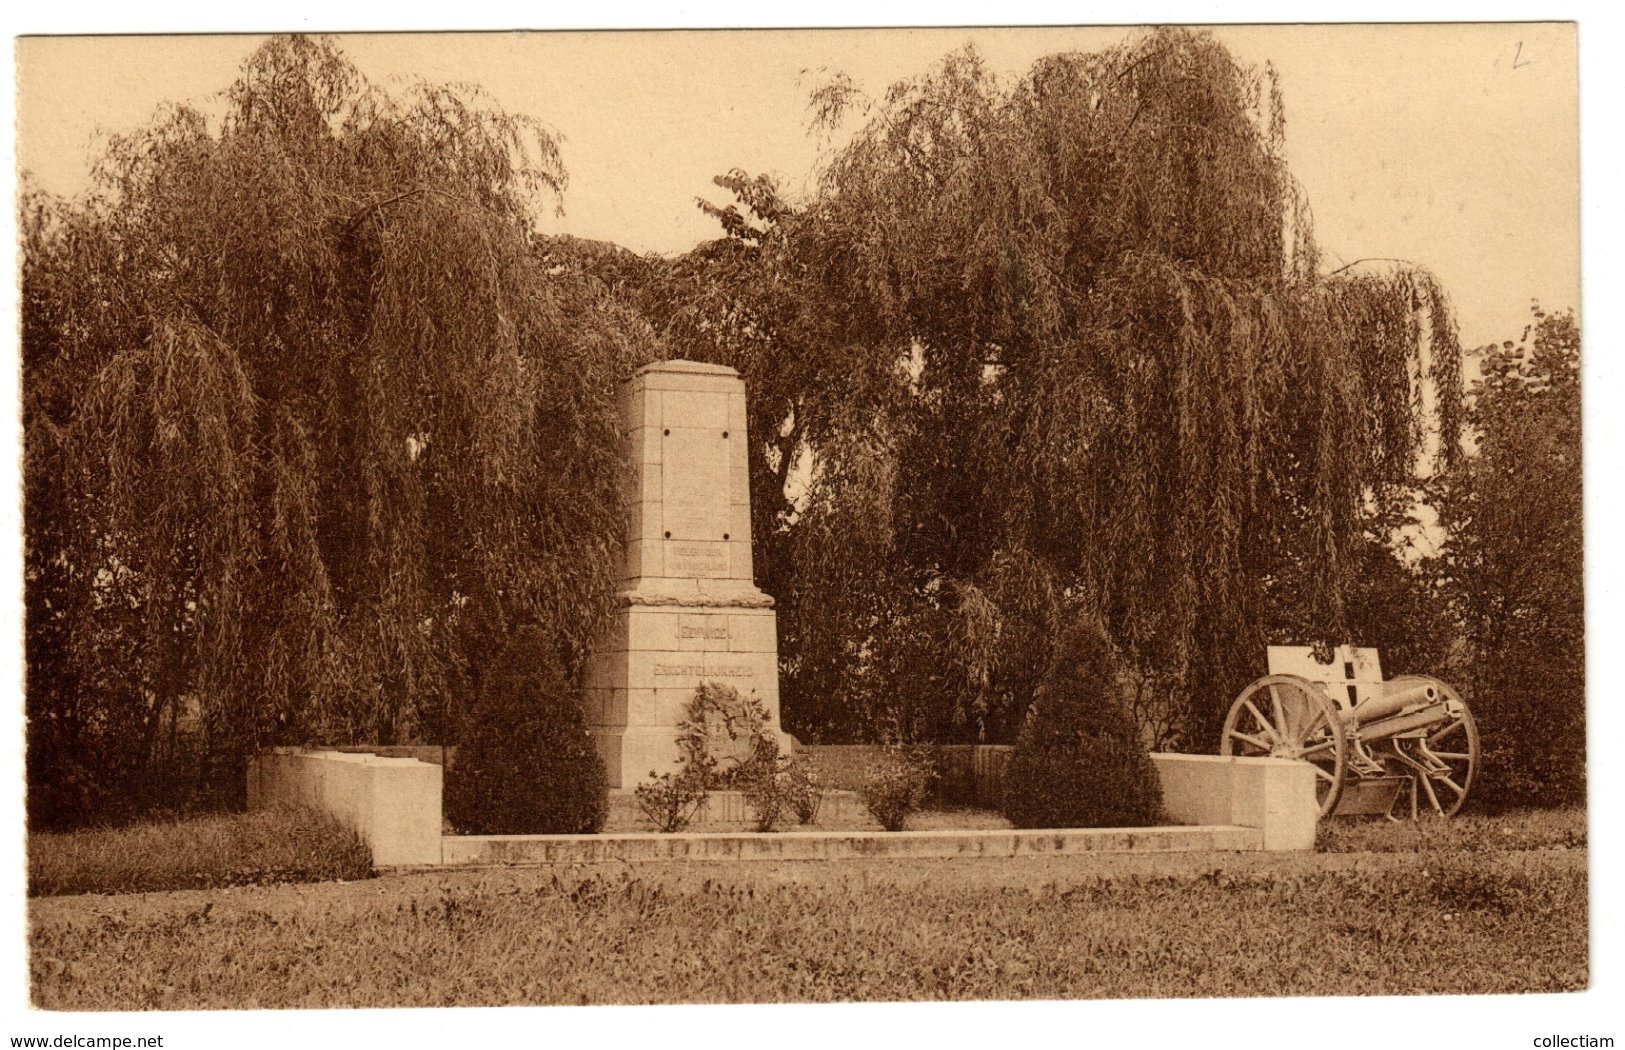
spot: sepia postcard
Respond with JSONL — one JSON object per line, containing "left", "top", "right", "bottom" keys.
{"left": 5, "top": 14, "right": 1603, "bottom": 1050}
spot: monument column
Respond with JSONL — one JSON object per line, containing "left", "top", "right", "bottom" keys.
{"left": 583, "top": 360, "right": 792, "bottom": 787}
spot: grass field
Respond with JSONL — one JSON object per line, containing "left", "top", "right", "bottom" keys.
{"left": 1315, "top": 806, "right": 1586, "bottom": 853}
{"left": 27, "top": 805, "right": 373, "bottom": 897}
{"left": 29, "top": 807, "right": 1586, "bottom": 1009}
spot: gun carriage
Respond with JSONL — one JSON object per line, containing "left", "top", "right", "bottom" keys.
{"left": 1220, "top": 646, "right": 1479, "bottom": 819}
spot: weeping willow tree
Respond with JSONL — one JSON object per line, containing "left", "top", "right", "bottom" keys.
{"left": 22, "top": 36, "right": 652, "bottom": 826}
{"left": 639, "top": 28, "right": 1462, "bottom": 745}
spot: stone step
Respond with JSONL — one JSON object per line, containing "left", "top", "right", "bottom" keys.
{"left": 606, "top": 788, "right": 870, "bottom": 832}
{"left": 438, "top": 824, "right": 1262, "bottom": 867}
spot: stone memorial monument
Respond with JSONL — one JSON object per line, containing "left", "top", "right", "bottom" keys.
{"left": 584, "top": 361, "right": 792, "bottom": 787}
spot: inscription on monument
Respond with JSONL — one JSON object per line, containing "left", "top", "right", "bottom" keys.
{"left": 666, "top": 541, "right": 727, "bottom": 576}
{"left": 679, "top": 624, "right": 730, "bottom": 641}
{"left": 654, "top": 663, "right": 754, "bottom": 677}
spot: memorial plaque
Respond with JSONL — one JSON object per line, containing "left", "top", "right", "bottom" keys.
{"left": 679, "top": 622, "right": 730, "bottom": 642}
{"left": 662, "top": 426, "right": 730, "bottom": 541}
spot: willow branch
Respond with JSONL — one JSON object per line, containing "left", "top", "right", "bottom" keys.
{"left": 1326, "top": 257, "right": 1418, "bottom": 277}
{"left": 343, "top": 187, "right": 429, "bottom": 232}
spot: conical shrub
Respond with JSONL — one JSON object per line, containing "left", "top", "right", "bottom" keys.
{"left": 446, "top": 626, "right": 607, "bottom": 834}
{"left": 1002, "top": 620, "right": 1163, "bottom": 828}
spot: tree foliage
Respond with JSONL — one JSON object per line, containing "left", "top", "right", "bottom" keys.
{"left": 1438, "top": 306, "right": 1583, "bottom": 807}
{"left": 22, "top": 36, "right": 651, "bottom": 826}
{"left": 631, "top": 29, "right": 1462, "bottom": 746}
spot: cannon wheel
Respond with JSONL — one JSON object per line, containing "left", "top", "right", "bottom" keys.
{"left": 1220, "top": 674, "right": 1347, "bottom": 817}
{"left": 1382, "top": 674, "right": 1479, "bottom": 818}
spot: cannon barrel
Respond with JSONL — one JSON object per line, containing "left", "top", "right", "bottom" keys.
{"left": 1345, "top": 681, "right": 1438, "bottom": 725}
{"left": 1355, "top": 702, "right": 1454, "bottom": 743}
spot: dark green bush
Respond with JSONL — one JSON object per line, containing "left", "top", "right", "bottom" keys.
{"left": 1002, "top": 620, "right": 1163, "bottom": 828}
{"left": 446, "top": 627, "right": 607, "bottom": 834}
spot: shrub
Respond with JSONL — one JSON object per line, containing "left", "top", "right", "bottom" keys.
{"left": 633, "top": 770, "right": 708, "bottom": 833}
{"left": 858, "top": 747, "right": 936, "bottom": 831}
{"left": 1002, "top": 620, "right": 1163, "bottom": 829}
{"left": 742, "top": 758, "right": 788, "bottom": 832}
{"left": 787, "top": 761, "right": 824, "bottom": 825}
{"left": 445, "top": 626, "right": 607, "bottom": 835}
{"left": 740, "top": 751, "right": 822, "bottom": 832}
{"left": 28, "top": 804, "right": 372, "bottom": 897}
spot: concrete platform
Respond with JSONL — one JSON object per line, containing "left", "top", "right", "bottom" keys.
{"left": 434, "top": 824, "right": 1261, "bottom": 868}
{"left": 253, "top": 748, "right": 1316, "bottom": 867}
{"left": 605, "top": 787, "right": 870, "bottom": 832}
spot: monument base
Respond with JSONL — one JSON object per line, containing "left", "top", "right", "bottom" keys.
{"left": 585, "top": 597, "right": 791, "bottom": 788}
{"left": 588, "top": 725, "right": 702, "bottom": 789}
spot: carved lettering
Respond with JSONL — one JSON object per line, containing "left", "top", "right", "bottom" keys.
{"left": 678, "top": 624, "right": 730, "bottom": 640}
{"left": 653, "top": 663, "right": 754, "bottom": 678}
{"left": 667, "top": 541, "right": 727, "bottom": 575}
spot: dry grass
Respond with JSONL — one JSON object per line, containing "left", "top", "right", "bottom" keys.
{"left": 28, "top": 805, "right": 373, "bottom": 897}
{"left": 1316, "top": 806, "right": 1586, "bottom": 854}
{"left": 31, "top": 843, "right": 1584, "bottom": 1008}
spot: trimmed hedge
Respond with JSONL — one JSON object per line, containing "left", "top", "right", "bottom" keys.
{"left": 1003, "top": 620, "right": 1163, "bottom": 828}
{"left": 445, "top": 626, "right": 607, "bottom": 835}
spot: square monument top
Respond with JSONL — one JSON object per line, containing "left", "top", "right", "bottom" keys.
{"left": 636, "top": 360, "right": 741, "bottom": 381}
{"left": 617, "top": 359, "right": 762, "bottom": 591}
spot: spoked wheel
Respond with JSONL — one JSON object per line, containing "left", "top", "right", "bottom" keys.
{"left": 1220, "top": 674, "right": 1348, "bottom": 817}
{"left": 1381, "top": 674, "right": 1479, "bottom": 818}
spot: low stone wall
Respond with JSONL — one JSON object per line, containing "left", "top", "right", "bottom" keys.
{"left": 248, "top": 748, "right": 443, "bottom": 866}
{"left": 606, "top": 788, "right": 868, "bottom": 831}
{"left": 1150, "top": 753, "right": 1319, "bottom": 851}
{"left": 250, "top": 743, "right": 1318, "bottom": 866}
{"left": 331, "top": 744, "right": 451, "bottom": 766}
{"left": 922, "top": 746, "right": 1318, "bottom": 849}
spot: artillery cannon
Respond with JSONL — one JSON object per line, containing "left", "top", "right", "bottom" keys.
{"left": 1219, "top": 646, "right": 1479, "bottom": 819}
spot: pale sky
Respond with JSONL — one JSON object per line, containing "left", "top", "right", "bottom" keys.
{"left": 15, "top": 24, "right": 1578, "bottom": 351}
